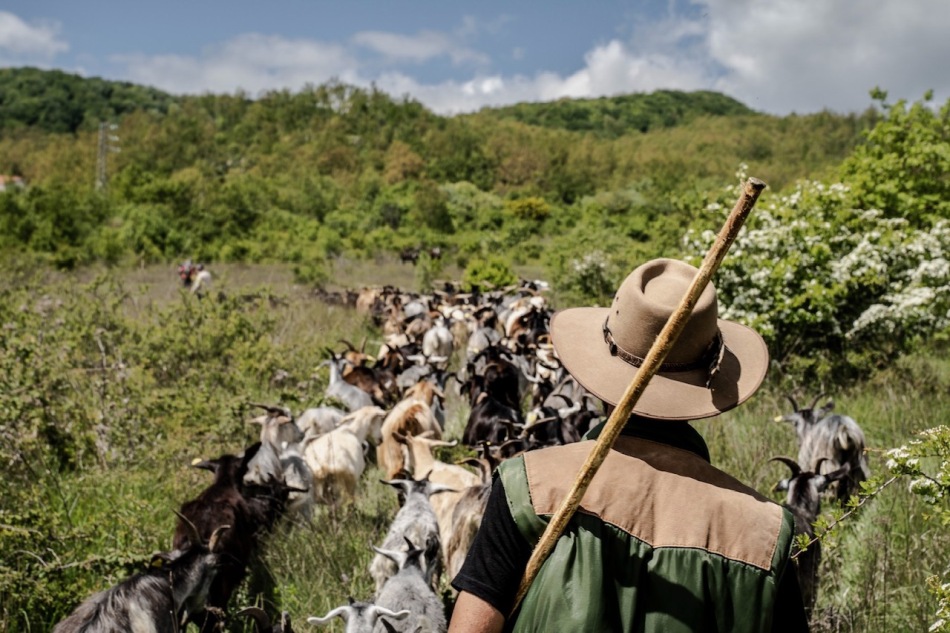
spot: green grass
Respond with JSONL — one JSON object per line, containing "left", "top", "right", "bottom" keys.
{"left": 1, "top": 265, "right": 947, "bottom": 632}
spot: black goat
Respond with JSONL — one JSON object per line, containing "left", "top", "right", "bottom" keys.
{"left": 174, "top": 448, "right": 273, "bottom": 632}
{"left": 53, "top": 524, "right": 229, "bottom": 633}
{"left": 460, "top": 350, "right": 524, "bottom": 447}
{"left": 771, "top": 456, "right": 851, "bottom": 616}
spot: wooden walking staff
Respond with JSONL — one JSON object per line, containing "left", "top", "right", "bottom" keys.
{"left": 511, "top": 177, "right": 768, "bottom": 614}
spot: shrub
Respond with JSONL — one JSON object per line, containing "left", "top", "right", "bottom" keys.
{"left": 462, "top": 256, "right": 517, "bottom": 291}
{"left": 684, "top": 168, "right": 950, "bottom": 380}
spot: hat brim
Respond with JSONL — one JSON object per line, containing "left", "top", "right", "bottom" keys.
{"left": 550, "top": 307, "right": 769, "bottom": 420}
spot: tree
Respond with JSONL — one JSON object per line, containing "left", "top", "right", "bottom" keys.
{"left": 841, "top": 90, "right": 950, "bottom": 226}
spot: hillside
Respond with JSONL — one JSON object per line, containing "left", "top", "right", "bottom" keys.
{"left": 0, "top": 67, "right": 177, "bottom": 134}
{"left": 480, "top": 89, "right": 756, "bottom": 137}
{"left": 0, "top": 67, "right": 877, "bottom": 293}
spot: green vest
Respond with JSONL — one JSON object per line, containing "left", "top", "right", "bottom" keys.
{"left": 499, "top": 437, "right": 796, "bottom": 632}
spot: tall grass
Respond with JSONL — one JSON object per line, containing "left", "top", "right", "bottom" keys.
{"left": 0, "top": 265, "right": 946, "bottom": 631}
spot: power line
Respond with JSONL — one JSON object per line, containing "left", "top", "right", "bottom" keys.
{"left": 95, "top": 121, "right": 120, "bottom": 190}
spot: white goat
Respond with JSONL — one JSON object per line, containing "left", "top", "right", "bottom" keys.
{"left": 302, "top": 406, "right": 385, "bottom": 505}
{"left": 248, "top": 403, "right": 302, "bottom": 449}
{"left": 321, "top": 357, "right": 374, "bottom": 412}
{"left": 421, "top": 317, "right": 455, "bottom": 369}
{"left": 296, "top": 405, "right": 345, "bottom": 438}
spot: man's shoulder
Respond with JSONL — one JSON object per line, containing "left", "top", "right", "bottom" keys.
{"left": 518, "top": 437, "right": 790, "bottom": 571}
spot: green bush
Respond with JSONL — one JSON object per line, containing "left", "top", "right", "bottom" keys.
{"left": 461, "top": 256, "right": 517, "bottom": 291}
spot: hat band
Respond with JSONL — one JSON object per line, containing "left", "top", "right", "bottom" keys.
{"left": 602, "top": 316, "right": 727, "bottom": 388}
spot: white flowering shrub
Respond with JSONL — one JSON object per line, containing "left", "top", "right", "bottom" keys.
{"left": 685, "top": 167, "right": 950, "bottom": 378}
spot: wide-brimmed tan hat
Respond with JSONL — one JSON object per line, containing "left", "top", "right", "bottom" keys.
{"left": 550, "top": 258, "right": 769, "bottom": 420}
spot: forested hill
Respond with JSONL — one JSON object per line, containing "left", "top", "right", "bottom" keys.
{"left": 0, "top": 67, "right": 177, "bottom": 134}
{"left": 0, "top": 67, "right": 881, "bottom": 290}
{"left": 481, "top": 90, "right": 755, "bottom": 137}
{"left": 0, "top": 68, "right": 751, "bottom": 139}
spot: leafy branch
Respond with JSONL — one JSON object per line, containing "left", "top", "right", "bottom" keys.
{"left": 790, "top": 474, "right": 899, "bottom": 560}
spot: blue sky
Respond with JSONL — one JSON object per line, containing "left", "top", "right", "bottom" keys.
{"left": 2, "top": 1, "right": 949, "bottom": 115}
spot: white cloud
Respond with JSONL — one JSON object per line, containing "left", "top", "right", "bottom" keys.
{"left": 0, "top": 11, "right": 68, "bottom": 60}
{"left": 700, "top": 0, "right": 950, "bottom": 113}
{"left": 104, "top": 0, "right": 950, "bottom": 116}
{"left": 112, "top": 34, "right": 359, "bottom": 95}
{"left": 352, "top": 30, "right": 488, "bottom": 65}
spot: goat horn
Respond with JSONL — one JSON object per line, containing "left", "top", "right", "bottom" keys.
{"left": 308, "top": 606, "right": 354, "bottom": 624}
{"left": 236, "top": 606, "right": 272, "bottom": 630}
{"left": 785, "top": 394, "right": 799, "bottom": 412}
{"left": 208, "top": 525, "right": 230, "bottom": 552}
{"left": 809, "top": 392, "right": 828, "bottom": 412}
{"left": 339, "top": 339, "right": 357, "bottom": 351}
{"left": 173, "top": 510, "right": 201, "bottom": 545}
{"left": 769, "top": 456, "right": 801, "bottom": 477}
{"left": 369, "top": 606, "right": 411, "bottom": 622}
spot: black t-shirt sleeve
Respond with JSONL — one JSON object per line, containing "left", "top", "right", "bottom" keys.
{"left": 771, "top": 562, "right": 811, "bottom": 632}
{"left": 451, "top": 476, "right": 533, "bottom": 615}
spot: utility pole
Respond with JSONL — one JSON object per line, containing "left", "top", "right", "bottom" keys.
{"left": 96, "top": 121, "right": 120, "bottom": 190}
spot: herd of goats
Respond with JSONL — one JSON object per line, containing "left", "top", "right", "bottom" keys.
{"left": 53, "top": 280, "right": 872, "bottom": 632}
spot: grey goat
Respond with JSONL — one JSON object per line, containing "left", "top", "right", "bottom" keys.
{"left": 370, "top": 475, "right": 454, "bottom": 594}
{"left": 308, "top": 598, "right": 409, "bottom": 633}
{"left": 53, "top": 524, "right": 229, "bottom": 633}
{"left": 771, "top": 456, "right": 850, "bottom": 616}
{"left": 777, "top": 394, "right": 870, "bottom": 504}
{"left": 374, "top": 539, "right": 447, "bottom": 633}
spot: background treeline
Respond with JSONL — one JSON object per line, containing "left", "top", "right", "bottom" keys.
{"left": 1, "top": 67, "right": 948, "bottom": 383}
{"left": 0, "top": 67, "right": 874, "bottom": 277}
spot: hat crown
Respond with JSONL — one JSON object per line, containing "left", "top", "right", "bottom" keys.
{"left": 608, "top": 259, "right": 718, "bottom": 365}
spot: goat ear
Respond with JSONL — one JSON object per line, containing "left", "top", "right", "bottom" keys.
{"left": 772, "top": 478, "right": 790, "bottom": 493}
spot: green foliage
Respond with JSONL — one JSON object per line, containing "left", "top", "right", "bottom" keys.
{"left": 485, "top": 89, "right": 754, "bottom": 137}
{"left": 293, "top": 260, "right": 330, "bottom": 287}
{"left": 505, "top": 196, "right": 551, "bottom": 222}
{"left": 414, "top": 251, "right": 444, "bottom": 293}
{"left": 883, "top": 420, "right": 950, "bottom": 632}
{"left": 0, "top": 67, "right": 176, "bottom": 133}
{"left": 841, "top": 91, "right": 950, "bottom": 225}
{"left": 0, "top": 69, "right": 875, "bottom": 275}
{"left": 462, "top": 256, "right": 517, "bottom": 291}
{"left": 0, "top": 268, "right": 374, "bottom": 629}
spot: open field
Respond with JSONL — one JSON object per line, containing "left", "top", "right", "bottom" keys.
{"left": 1, "top": 263, "right": 947, "bottom": 632}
